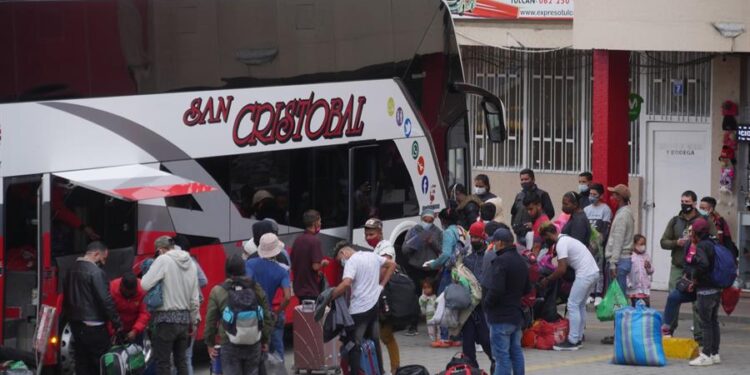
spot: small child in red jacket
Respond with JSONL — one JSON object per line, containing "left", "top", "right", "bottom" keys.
{"left": 110, "top": 272, "right": 150, "bottom": 342}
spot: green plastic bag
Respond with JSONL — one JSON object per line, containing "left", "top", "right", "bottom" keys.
{"left": 596, "top": 280, "right": 629, "bottom": 321}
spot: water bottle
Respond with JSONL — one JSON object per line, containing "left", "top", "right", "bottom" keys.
{"left": 210, "top": 345, "right": 222, "bottom": 374}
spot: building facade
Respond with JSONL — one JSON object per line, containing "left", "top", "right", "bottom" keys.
{"left": 455, "top": 0, "right": 750, "bottom": 290}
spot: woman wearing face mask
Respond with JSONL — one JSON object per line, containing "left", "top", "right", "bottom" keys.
{"left": 561, "top": 192, "right": 591, "bottom": 248}
{"left": 473, "top": 174, "right": 497, "bottom": 202}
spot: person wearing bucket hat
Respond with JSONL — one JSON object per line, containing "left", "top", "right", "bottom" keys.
{"left": 401, "top": 209, "right": 442, "bottom": 336}
{"left": 245, "top": 233, "right": 291, "bottom": 362}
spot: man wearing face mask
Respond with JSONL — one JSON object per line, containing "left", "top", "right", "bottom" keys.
{"left": 511, "top": 169, "right": 555, "bottom": 240}
{"left": 364, "top": 218, "right": 401, "bottom": 373}
{"left": 473, "top": 174, "right": 497, "bottom": 202}
{"left": 291, "top": 209, "right": 329, "bottom": 303}
{"left": 63, "top": 241, "right": 122, "bottom": 375}
{"left": 584, "top": 183, "right": 612, "bottom": 305}
{"left": 660, "top": 191, "right": 717, "bottom": 291}
{"left": 452, "top": 183, "right": 483, "bottom": 230}
{"left": 660, "top": 191, "right": 716, "bottom": 345}
{"left": 402, "top": 209, "right": 442, "bottom": 336}
{"left": 577, "top": 172, "right": 593, "bottom": 209}
{"left": 332, "top": 241, "right": 397, "bottom": 375}
{"left": 461, "top": 221, "right": 494, "bottom": 370}
{"left": 699, "top": 197, "right": 734, "bottom": 249}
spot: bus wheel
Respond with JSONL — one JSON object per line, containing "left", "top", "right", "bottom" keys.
{"left": 58, "top": 322, "right": 75, "bottom": 375}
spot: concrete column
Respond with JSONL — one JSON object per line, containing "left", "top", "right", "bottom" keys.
{"left": 592, "top": 50, "right": 630, "bottom": 207}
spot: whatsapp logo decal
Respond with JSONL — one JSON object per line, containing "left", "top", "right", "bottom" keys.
{"left": 629, "top": 93, "right": 643, "bottom": 121}
{"left": 411, "top": 141, "right": 419, "bottom": 159}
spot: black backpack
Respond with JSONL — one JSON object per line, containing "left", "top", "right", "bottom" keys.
{"left": 396, "top": 365, "right": 429, "bottom": 375}
{"left": 221, "top": 280, "right": 263, "bottom": 345}
{"left": 381, "top": 271, "right": 419, "bottom": 325}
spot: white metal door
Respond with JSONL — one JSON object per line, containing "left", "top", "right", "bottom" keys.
{"left": 645, "top": 122, "right": 711, "bottom": 291}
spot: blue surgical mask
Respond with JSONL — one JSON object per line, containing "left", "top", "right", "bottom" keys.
{"left": 420, "top": 222, "right": 432, "bottom": 230}
{"left": 589, "top": 196, "right": 599, "bottom": 204}
{"left": 578, "top": 184, "right": 589, "bottom": 193}
{"left": 340, "top": 258, "right": 347, "bottom": 267}
{"left": 698, "top": 209, "right": 708, "bottom": 217}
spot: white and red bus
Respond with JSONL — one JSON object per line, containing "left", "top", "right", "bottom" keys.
{"left": 0, "top": 0, "right": 504, "bottom": 371}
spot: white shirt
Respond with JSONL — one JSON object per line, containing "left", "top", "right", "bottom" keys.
{"left": 374, "top": 240, "right": 396, "bottom": 260}
{"left": 343, "top": 251, "right": 386, "bottom": 314}
{"left": 555, "top": 235, "right": 599, "bottom": 278}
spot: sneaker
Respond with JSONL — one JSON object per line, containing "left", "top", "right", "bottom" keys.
{"left": 553, "top": 340, "right": 581, "bottom": 351}
{"left": 450, "top": 340, "right": 462, "bottom": 347}
{"left": 586, "top": 296, "right": 594, "bottom": 305}
{"left": 689, "top": 353, "right": 714, "bottom": 366}
{"left": 431, "top": 340, "right": 451, "bottom": 348}
{"left": 404, "top": 328, "right": 418, "bottom": 336}
{"left": 600, "top": 336, "right": 614, "bottom": 345}
{"left": 711, "top": 354, "right": 721, "bottom": 364}
{"left": 476, "top": 344, "right": 483, "bottom": 353}
{"left": 594, "top": 297, "right": 603, "bottom": 306}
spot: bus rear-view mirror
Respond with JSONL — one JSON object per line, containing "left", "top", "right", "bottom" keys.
{"left": 482, "top": 100, "right": 506, "bottom": 143}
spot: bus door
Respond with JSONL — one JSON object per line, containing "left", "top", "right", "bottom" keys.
{"left": 446, "top": 116, "right": 469, "bottom": 190}
{"left": 2, "top": 175, "right": 43, "bottom": 353}
{"left": 348, "top": 144, "right": 379, "bottom": 243}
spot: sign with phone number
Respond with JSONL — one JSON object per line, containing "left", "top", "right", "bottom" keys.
{"left": 450, "top": 0, "right": 574, "bottom": 20}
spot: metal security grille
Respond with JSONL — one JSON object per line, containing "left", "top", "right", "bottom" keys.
{"left": 464, "top": 48, "right": 711, "bottom": 176}
{"left": 464, "top": 47, "right": 593, "bottom": 174}
{"left": 638, "top": 52, "right": 713, "bottom": 122}
{"left": 465, "top": 48, "right": 526, "bottom": 170}
{"left": 528, "top": 51, "right": 592, "bottom": 172}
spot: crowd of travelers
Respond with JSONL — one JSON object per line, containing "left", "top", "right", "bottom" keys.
{"left": 60, "top": 169, "right": 739, "bottom": 375}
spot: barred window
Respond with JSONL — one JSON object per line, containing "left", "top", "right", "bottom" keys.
{"left": 465, "top": 47, "right": 593, "bottom": 174}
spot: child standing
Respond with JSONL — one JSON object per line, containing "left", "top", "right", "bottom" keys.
{"left": 627, "top": 234, "right": 653, "bottom": 307}
{"left": 419, "top": 278, "right": 438, "bottom": 344}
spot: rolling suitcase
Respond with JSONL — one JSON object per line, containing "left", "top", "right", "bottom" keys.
{"left": 293, "top": 301, "right": 340, "bottom": 374}
{"left": 340, "top": 339, "right": 380, "bottom": 375}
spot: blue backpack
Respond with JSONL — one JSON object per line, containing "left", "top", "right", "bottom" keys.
{"left": 711, "top": 242, "right": 737, "bottom": 288}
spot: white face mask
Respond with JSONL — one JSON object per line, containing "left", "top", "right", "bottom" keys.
{"left": 474, "top": 186, "right": 487, "bottom": 195}
{"left": 578, "top": 184, "right": 589, "bottom": 193}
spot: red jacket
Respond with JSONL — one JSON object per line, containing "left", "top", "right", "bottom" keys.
{"left": 110, "top": 277, "right": 150, "bottom": 335}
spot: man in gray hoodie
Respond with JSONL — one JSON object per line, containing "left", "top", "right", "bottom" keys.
{"left": 141, "top": 236, "right": 201, "bottom": 375}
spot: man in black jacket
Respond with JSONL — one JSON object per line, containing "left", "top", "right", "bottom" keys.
{"left": 63, "top": 241, "right": 122, "bottom": 375}
{"left": 511, "top": 169, "right": 555, "bottom": 240}
{"left": 482, "top": 228, "right": 530, "bottom": 375}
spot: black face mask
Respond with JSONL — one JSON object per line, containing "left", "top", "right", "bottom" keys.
{"left": 471, "top": 242, "right": 484, "bottom": 251}
{"left": 681, "top": 204, "right": 693, "bottom": 214}
{"left": 521, "top": 182, "right": 533, "bottom": 191}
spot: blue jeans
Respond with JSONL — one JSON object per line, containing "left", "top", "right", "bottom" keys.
{"left": 567, "top": 272, "right": 599, "bottom": 344}
{"left": 615, "top": 257, "right": 632, "bottom": 293}
{"left": 489, "top": 323, "right": 524, "bottom": 375}
{"left": 270, "top": 312, "right": 285, "bottom": 362}
{"left": 662, "top": 289, "right": 696, "bottom": 333}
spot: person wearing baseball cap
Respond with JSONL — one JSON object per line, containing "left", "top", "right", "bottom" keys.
{"left": 598, "top": 183, "right": 635, "bottom": 345}
{"left": 244, "top": 233, "right": 291, "bottom": 362}
{"left": 482, "top": 227, "right": 529, "bottom": 372}
{"left": 661, "top": 217, "right": 724, "bottom": 366}
{"left": 460, "top": 220, "right": 494, "bottom": 367}
{"left": 363, "top": 217, "right": 402, "bottom": 372}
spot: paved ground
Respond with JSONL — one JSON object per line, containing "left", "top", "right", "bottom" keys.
{"left": 195, "top": 292, "right": 750, "bottom": 374}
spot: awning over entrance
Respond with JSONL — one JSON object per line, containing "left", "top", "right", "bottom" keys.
{"left": 54, "top": 164, "right": 216, "bottom": 201}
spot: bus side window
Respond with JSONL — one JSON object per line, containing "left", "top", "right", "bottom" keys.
{"left": 229, "top": 152, "right": 290, "bottom": 225}
{"left": 289, "top": 146, "right": 349, "bottom": 230}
